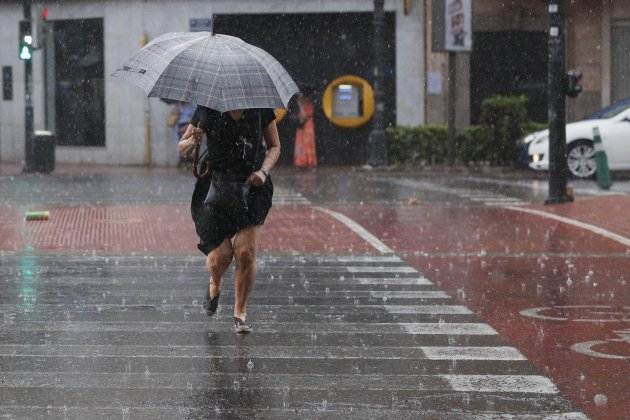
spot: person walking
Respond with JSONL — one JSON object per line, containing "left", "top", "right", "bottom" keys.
{"left": 114, "top": 32, "right": 297, "bottom": 334}
{"left": 293, "top": 89, "right": 317, "bottom": 168}
{"left": 178, "top": 106, "right": 280, "bottom": 333}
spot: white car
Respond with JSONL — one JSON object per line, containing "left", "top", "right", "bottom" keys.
{"left": 525, "top": 99, "right": 630, "bottom": 178}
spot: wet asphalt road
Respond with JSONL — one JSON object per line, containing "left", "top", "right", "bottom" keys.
{"left": 2, "top": 165, "right": 628, "bottom": 419}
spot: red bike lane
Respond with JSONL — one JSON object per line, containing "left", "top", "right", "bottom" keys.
{"left": 336, "top": 199, "right": 630, "bottom": 420}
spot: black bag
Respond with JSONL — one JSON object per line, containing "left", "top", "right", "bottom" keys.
{"left": 204, "top": 173, "right": 251, "bottom": 213}
{"left": 202, "top": 111, "right": 263, "bottom": 213}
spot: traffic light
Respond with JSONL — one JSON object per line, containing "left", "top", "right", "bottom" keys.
{"left": 19, "top": 20, "right": 33, "bottom": 62}
{"left": 565, "top": 69, "right": 582, "bottom": 98}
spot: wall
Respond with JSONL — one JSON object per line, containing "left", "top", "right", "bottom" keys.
{"left": 567, "top": 0, "right": 603, "bottom": 121}
{"left": 0, "top": 3, "right": 26, "bottom": 163}
{"left": 0, "top": 0, "right": 425, "bottom": 165}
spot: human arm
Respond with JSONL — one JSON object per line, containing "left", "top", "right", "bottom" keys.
{"left": 247, "top": 120, "right": 281, "bottom": 187}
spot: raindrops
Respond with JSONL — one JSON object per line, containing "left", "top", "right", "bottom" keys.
{"left": 593, "top": 393, "right": 608, "bottom": 407}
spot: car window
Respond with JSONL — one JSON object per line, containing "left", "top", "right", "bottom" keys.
{"left": 587, "top": 99, "right": 630, "bottom": 119}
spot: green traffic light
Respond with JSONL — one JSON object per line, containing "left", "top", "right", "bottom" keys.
{"left": 19, "top": 45, "right": 32, "bottom": 61}
{"left": 19, "top": 20, "right": 33, "bottom": 62}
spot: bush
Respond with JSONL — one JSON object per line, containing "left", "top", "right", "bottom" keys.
{"left": 479, "top": 95, "right": 529, "bottom": 165}
{"left": 457, "top": 125, "right": 494, "bottom": 164}
{"left": 385, "top": 95, "right": 545, "bottom": 166}
{"left": 386, "top": 125, "right": 448, "bottom": 165}
{"left": 523, "top": 121, "right": 547, "bottom": 136}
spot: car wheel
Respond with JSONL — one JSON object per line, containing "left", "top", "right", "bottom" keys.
{"left": 567, "top": 140, "right": 597, "bottom": 179}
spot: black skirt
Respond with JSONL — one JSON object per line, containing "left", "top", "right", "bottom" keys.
{"left": 190, "top": 172, "right": 273, "bottom": 255}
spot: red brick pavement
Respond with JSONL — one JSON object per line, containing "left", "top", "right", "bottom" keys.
{"left": 527, "top": 195, "right": 630, "bottom": 240}
{"left": 0, "top": 205, "right": 373, "bottom": 254}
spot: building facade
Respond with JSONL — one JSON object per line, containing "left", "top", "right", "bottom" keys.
{"left": 0, "top": 0, "right": 424, "bottom": 166}
{"left": 426, "top": 0, "right": 630, "bottom": 127}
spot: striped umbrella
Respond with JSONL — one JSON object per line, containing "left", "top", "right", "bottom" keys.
{"left": 112, "top": 32, "right": 298, "bottom": 112}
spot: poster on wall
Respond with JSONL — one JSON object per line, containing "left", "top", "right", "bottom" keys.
{"left": 445, "top": 0, "right": 472, "bottom": 51}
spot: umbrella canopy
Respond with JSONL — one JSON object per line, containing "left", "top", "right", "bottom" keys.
{"left": 112, "top": 32, "right": 299, "bottom": 112}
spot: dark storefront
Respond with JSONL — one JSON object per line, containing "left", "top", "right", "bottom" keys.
{"left": 215, "top": 13, "right": 396, "bottom": 165}
{"left": 48, "top": 18, "right": 105, "bottom": 147}
{"left": 470, "top": 31, "right": 548, "bottom": 123}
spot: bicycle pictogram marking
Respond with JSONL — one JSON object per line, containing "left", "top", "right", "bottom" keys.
{"left": 520, "top": 305, "right": 630, "bottom": 359}
{"left": 520, "top": 305, "right": 630, "bottom": 322}
{"left": 570, "top": 329, "right": 630, "bottom": 360}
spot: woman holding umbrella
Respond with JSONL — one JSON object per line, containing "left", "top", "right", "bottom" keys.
{"left": 113, "top": 32, "right": 298, "bottom": 333}
{"left": 178, "top": 107, "right": 280, "bottom": 333}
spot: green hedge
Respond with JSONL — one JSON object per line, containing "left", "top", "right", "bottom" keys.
{"left": 386, "top": 95, "right": 547, "bottom": 166}
{"left": 387, "top": 125, "right": 448, "bottom": 165}
{"left": 479, "top": 95, "right": 529, "bottom": 165}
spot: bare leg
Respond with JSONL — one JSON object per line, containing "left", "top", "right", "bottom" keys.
{"left": 231, "top": 226, "right": 258, "bottom": 320}
{"left": 206, "top": 238, "right": 233, "bottom": 298}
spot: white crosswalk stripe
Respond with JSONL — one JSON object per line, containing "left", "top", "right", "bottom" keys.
{"left": 273, "top": 187, "right": 311, "bottom": 205}
{"left": 384, "top": 178, "right": 529, "bottom": 207}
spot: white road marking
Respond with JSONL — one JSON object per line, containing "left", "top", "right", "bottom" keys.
{"left": 383, "top": 305, "right": 472, "bottom": 314}
{"left": 520, "top": 305, "right": 630, "bottom": 322}
{"left": 353, "top": 277, "right": 433, "bottom": 285}
{"left": 441, "top": 374, "right": 559, "bottom": 394}
{"left": 347, "top": 266, "right": 418, "bottom": 273}
{"left": 369, "top": 291, "right": 449, "bottom": 299}
{"left": 330, "top": 256, "right": 403, "bottom": 263}
{"left": 385, "top": 178, "right": 529, "bottom": 207}
{"left": 506, "top": 206, "right": 630, "bottom": 248}
{"left": 0, "top": 344, "right": 518, "bottom": 359}
{"left": 571, "top": 340, "right": 630, "bottom": 360}
{"left": 312, "top": 206, "right": 395, "bottom": 254}
{"left": 400, "top": 323, "right": 498, "bottom": 335}
{"left": 422, "top": 346, "right": 526, "bottom": 360}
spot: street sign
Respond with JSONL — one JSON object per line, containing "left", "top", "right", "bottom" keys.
{"left": 431, "top": 0, "right": 472, "bottom": 52}
{"left": 189, "top": 18, "right": 213, "bottom": 33}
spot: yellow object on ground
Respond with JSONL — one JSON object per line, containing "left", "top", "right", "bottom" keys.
{"left": 25, "top": 211, "right": 50, "bottom": 221}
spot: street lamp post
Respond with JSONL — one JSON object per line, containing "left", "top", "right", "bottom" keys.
{"left": 545, "top": 0, "right": 573, "bottom": 204}
{"left": 367, "top": 0, "right": 388, "bottom": 167}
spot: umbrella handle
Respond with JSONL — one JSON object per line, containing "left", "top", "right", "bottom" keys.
{"left": 192, "top": 124, "right": 211, "bottom": 180}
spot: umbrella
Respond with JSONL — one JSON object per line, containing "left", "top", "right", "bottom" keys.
{"left": 111, "top": 32, "right": 299, "bottom": 112}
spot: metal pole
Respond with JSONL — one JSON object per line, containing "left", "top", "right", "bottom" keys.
{"left": 447, "top": 51, "right": 457, "bottom": 165}
{"left": 545, "top": 0, "right": 573, "bottom": 204}
{"left": 367, "top": 0, "right": 387, "bottom": 167}
{"left": 23, "top": 1, "right": 34, "bottom": 172}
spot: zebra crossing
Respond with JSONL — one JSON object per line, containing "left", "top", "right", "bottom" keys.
{"left": 0, "top": 253, "right": 586, "bottom": 419}
{"left": 382, "top": 178, "right": 528, "bottom": 207}
{"left": 273, "top": 187, "right": 311, "bottom": 205}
